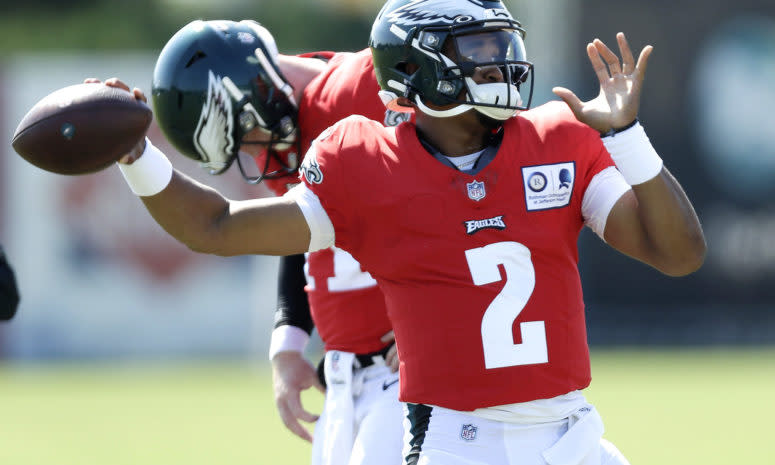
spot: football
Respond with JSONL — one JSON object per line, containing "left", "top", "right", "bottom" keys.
{"left": 11, "top": 82, "right": 153, "bottom": 175}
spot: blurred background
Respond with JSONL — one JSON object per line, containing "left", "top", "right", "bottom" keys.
{"left": 0, "top": 0, "right": 773, "bottom": 464}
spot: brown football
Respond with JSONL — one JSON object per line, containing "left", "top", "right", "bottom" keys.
{"left": 11, "top": 82, "right": 153, "bottom": 175}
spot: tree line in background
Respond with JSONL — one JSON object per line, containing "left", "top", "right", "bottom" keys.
{"left": 0, "top": 0, "right": 374, "bottom": 55}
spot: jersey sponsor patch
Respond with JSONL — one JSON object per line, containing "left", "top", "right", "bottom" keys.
{"left": 521, "top": 162, "right": 575, "bottom": 211}
{"left": 464, "top": 215, "right": 506, "bottom": 235}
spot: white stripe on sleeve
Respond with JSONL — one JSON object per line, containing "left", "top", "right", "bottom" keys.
{"left": 581, "top": 166, "right": 631, "bottom": 240}
{"left": 284, "top": 183, "right": 335, "bottom": 252}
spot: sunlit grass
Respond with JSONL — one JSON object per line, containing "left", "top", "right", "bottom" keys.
{"left": 0, "top": 348, "right": 772, "bottom": 464}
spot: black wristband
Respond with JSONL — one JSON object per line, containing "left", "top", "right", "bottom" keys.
{"left": 600, "top": 118, "right": 639, "bottom": 138}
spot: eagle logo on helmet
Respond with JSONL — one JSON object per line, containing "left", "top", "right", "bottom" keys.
{"left": 193, "top": 71, "right": 236, "bottom": 173}
{"left": 386, "top": 0, "right": 510, "bottom": 26}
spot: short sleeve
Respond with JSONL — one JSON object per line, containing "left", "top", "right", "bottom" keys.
{"left": 297, "top": 118, "right": 361, "bottom": 254}
{"left": 581, "top": 166, "right": 631, "bottom": 239}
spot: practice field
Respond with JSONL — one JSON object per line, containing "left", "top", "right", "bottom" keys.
{"left": 0, "top": 348, "right": 772, "bottom": 465}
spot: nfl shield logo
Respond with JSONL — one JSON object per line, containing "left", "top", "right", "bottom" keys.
{"left": 460, "top": 424, "right": 477, "bottom": 441}
{"left": 466, "top": 181, "right": 486, "bottom": 201}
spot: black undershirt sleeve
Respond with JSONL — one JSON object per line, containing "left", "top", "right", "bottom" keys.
{"left": 274, "top": 254, "right": 314, "bottom": 334}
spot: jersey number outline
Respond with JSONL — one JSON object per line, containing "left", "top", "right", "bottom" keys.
{"left": 465, "top": 241, "right": 548, "bottom": 369}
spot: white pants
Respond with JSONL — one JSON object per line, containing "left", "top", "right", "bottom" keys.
{"left": 403, "top": 404, "right": 630, "bottom": 465}
{"left": 311, "top": 351, "right": 404, "bottom": 465}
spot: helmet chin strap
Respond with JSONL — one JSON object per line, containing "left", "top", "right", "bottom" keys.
{"left": 414, "top": 95, "right": 473, "bottom": 118}
{"left": 415, "top": 79, "right": 522, "bottom": 120}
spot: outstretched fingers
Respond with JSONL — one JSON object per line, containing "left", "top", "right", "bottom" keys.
{"left": 635, "top": 44, "right": 654, "bottom": 83}
{"left": 593, "top": 38, "right": 622, "bottom": 76}
{"left": 586, "top": 42, "right": 611, "bottom": 83}
{"left": 617, "top": 32, "right": 636, "bottom": 75}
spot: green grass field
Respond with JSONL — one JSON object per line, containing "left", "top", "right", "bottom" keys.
{"left": 0, "top": 348, "right": 773, "bottom": 465}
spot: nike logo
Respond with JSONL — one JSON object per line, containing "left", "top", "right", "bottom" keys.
{"left": 382, "top": 378, "right": 399, "bottom": 391}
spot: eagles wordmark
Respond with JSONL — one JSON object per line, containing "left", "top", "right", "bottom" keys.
{"left": 464, "top": 215, "right": 506, "bottom": 234}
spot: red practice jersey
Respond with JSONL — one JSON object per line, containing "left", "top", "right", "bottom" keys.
{"left": 264, "top": 49, "right": 410, "bottom": 353}
{"left": 301, "top": 101, "right": 616, "bottom": 410}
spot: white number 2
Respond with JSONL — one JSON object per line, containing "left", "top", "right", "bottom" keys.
{"left": 465, "top": 241, "right": 548, "bottom": 369}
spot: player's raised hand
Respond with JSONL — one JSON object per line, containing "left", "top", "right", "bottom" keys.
{"left": 552, "top": 32, "right": 653, "bottom": 133}
{"left": 271, "top": 351, "right": 325, "bottom": 442}
{"left": 83, "top": 77, "right": 148, "bottom": 164}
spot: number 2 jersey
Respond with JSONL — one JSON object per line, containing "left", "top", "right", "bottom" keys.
{"left": 293, "top": 102, "right": 631, "bottom": 410}
{"left": 263, "top": 49, "right": 408, "bottom": 354}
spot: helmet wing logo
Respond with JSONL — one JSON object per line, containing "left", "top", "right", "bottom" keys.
{"left": 193, "top": 71, "right": 235, "bottom": 169}
{"left": 386, "top": 0, "right": 506, "bottom": 26}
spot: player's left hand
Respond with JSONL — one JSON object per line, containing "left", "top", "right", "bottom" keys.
{"left": 271, "top": 351, "right": 324, "bottom": 442}
{"left": 380, "top": 330, "right": 399, "bottom": 373}
{"left": 552, "top": 32, "right": 652, "bottom": 133}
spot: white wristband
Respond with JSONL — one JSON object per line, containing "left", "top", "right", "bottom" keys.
{"left": 118, "top": 138, "right": 173, "bottom": 196}
{"left": 268, "top": 325, "right": 310, "bottom": 360}
{"left": 602, "top": 122, "right": 663, "bottom": 186}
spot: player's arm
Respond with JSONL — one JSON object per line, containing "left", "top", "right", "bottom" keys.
{"left": 136, "top": 159, "right": 310, "bottom": 256}
{"left": 269, "top": 254, "right": 324, "bottom": 441}
{"left": 553, "top": 33, "right": 705, "bottom": 276}
{"left": 602, "top": 165, "right": 704, "bottom": 276}
{"left": 109, "top": 79, "right": 311, "bottom": 257}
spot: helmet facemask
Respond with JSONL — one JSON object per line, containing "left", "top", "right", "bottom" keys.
{"left": 412, "top": 22, "right": 534, "bottom": 120}
{"left": 237, "top": 127, "right": 301, "bottom": 186}
{"left": 230, "top": 46, "right": 300, "bottom": 184}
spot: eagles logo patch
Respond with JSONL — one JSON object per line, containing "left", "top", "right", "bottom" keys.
{"left": 300, "top": 145, "right": 323, "bottom": 184}
{"left": 384, "top": 109, "right": 411, "bottom": 127}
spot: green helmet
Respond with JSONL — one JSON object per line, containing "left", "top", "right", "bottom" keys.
{"left": 152, "top": 20, "right": 298, "bottom": 180}
{"left": 369, "top": 0, "right": 534, "bottom": 120}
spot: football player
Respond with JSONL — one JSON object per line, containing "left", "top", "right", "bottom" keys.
{"left": 145, "top": 20, "right": 406, "bottom": 465}
{"left": 107, "top": 1, "right": 706, "bottom": 464}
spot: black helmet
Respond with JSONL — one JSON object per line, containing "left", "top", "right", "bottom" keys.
{"left": 152, "top": 20, "right": 298, "bottom": 181}
{"left": 369, "top": 0, "right": 534, "bottom": 120}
